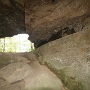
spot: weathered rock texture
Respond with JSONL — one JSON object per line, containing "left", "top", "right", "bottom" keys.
{"left": 0, "top": 0, "right": 90, "bottom": 90}
{"left": 0, "top": 62, "right": 32, "bottom": 83}
{"left": 0, "top": 0, "right": 25, "bottom": 37}
{"left": 0, "top": 52, "right": 65, "bottom": 90}
{"left": 0, "top": 0, "right": 90, "bottom": 47}
{"left": 25, "top": 0, "right": 90, "bottom": 47}
{"left": 35, "top": 29, "right": 90, "bottom": 90}
{"left": 0, "top": 78, "right": 25, "bottom": 90}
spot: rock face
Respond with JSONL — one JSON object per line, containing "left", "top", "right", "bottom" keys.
{"left": 35, "top": 29, "right": 90, "bottom": 90}
{"left": 0, "top": 29, "right": 90, "bottom": 90}
{"left": 0, "top": 0, "right": 25, "bottom": 38}
{"left": 0, "top": 0, "right": 90, "bottom": 89}
{"left": 25, "top": 0, "right": 90, "bottom": 47}
{"left": 0, "top": 52, "right": 65, "bottom": 90}
{"left": 0, "top": 0, "right": 90, "bottom": 47}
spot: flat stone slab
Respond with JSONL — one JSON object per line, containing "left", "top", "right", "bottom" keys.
{"left": 0, "top": 78, "right": 25, "bottom": 90}
{"left": 0, "top": 62, "right": 33, "bottom": 84}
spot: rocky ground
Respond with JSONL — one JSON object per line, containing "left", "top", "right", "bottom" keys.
{"left": 0, "top": 29, "right": 90, "bottom": 90}
{"left": 0, "top": 52, "right": 66, "bottom": 90}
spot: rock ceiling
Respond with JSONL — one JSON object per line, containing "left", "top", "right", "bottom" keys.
{"left": 0, "top": 0, "right": 90, "bottom": 47}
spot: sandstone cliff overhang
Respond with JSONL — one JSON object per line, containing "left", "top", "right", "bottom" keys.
{"left": 0, "top": 0, "right": 90, "bottom": 47}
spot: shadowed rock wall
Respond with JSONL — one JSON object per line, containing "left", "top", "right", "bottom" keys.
{"left": 0, "top": 0, "right": 90, "bottom": 47}
{"left": 0, "top": 0, "right": 25, "bottom": 37}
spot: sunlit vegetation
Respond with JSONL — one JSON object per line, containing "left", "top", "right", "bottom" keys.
{"left": 0, "top": 34, "right": 35, "bottom": 52}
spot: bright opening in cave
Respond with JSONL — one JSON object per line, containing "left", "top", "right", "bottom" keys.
{"left": 0, "top": 34, "right": 35, "bottom": 52}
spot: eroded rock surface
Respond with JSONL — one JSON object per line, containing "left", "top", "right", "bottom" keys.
{"left": 0, "top": 78, "right": 25, "bottom": 90}
{"left": 0, "top": 62, "right": 32, "bottom": 83}
{"left": 0, "top": 0, "right": 90, "bottom": 89}
{"left": 35, "top": 29, "right": 90, "bottom": 90}
{"left": 24, "top": 60, "right": 65, "bottom": 90}
{"left": 0, "top": 0, "right": 25, "bottom": 38}
{"left": 0, "top": 0, "right": 90, "bottom": 47}
{"left": 0, "top": 52, "right": 65, "bottom": 90}
{"left": 25, "top": 0, "right": 90, "bottom": 47}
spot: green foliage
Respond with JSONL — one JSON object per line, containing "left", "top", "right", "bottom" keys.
{"left": 0, "top": 34, "right": 35, "bottom": 52}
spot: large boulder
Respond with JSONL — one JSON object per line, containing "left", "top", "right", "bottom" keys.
{"left": 35, "top": 29, "right": 90, "bottom": 90}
